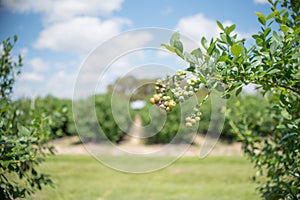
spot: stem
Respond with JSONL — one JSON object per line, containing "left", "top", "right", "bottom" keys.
{"left": 199, "top": 90, "right": 211, "bottom": 107}
{"left": 279, "top": 85, "right": 300, "bottom": 96}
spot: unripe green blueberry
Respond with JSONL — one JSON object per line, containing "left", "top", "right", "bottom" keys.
{"left": 195, "top": 117, "right": 201, "bottom": 121}
{"left": 165, "top": 106, "right": 171, "bottom": 112}
{"left": 160, "top": 104, "right": 165, "bottom": 109}
{"left": 164, "top": 96, "right": 171, "bottom": 100}
{"left": 185, "top": 117, "right": 192, "bottom": 122}
{"left": 179, "top": 96, "right": 185, "bottom": 102}
{"left": 186, "top": 122, "right": 193, "bottom": 127}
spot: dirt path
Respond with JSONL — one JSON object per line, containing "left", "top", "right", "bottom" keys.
{"left": 120, "top": 115, "right": 144, "bottom": 145}
{"left": 49, "top": 135, "right": 243, "bottom": 156}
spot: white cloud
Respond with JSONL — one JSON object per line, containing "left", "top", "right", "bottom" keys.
{"left": 175, "top": 13, "right": 232, "bottom": 41}
{"left": 74, "top": 31, "right": 154, "bottom": 98}
{"left": 253, "top": 0, "right": 269, "bottom": 4}
{"left": 19, "top": 48, "right": 28, "bottom": 59}
{"left": 46, "top": 70, "right": 77, "bottom": 98}
{"left": 2, "top": 0, "right": 130, "bottom": 56}
{"left": 33, "top": 16, "right": 131, "bottom": 55}
{"left": 19, "top": 72, "right": 44, "bottom": 83}
{"left": 28, "top": 57, "right": 49, "bottom": 72}
{"left": 12, "top": 84, "right": 36, "bottom": 99}
{"left": 1, "top": 0, "right": 124, "bottom": 24}
{"left": 175, "top": 13, "right": 252, "bottom": 44}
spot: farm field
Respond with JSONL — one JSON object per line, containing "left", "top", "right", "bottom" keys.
{"left": 32, "top": 154, "right": 260, "bottom": 200}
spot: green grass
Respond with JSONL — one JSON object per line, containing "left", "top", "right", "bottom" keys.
{"left": 32, "top": 155, "right": 260, "bottom": 200}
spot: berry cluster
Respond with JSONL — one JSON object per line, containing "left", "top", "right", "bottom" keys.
{"left": 185, "top": 108, "right": 202, "bottom": 127}
{"left": 150, "top": 70, "right": 203, "bottom": 127}
{"left": 149, "top": 93, "right": 177, "bottom": 112}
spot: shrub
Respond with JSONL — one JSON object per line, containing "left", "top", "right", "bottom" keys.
{"left": 74, "top": 93, "right": 131, "bottom": 143}
{"left": 153, "top": 0, "right": 300, "bottom": 198}
{"left": 0, "top": 36, "right": 54, "bottom": 199}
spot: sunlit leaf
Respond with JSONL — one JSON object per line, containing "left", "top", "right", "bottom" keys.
{"left": 231, "top": 43, "right": 243, "bottom": 57}
{"left": 255, "top": 12, "right": 266, "bottom": 26}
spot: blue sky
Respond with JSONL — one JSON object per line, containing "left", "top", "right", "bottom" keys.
{"left": 0, "top": 0, "right": 271, "bottom": 99}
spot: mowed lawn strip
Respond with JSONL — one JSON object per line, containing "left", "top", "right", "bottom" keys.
{"left": 32, "top": 155, "right": 260, "bottom": 200}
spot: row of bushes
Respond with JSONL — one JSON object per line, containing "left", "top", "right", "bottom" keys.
{"left": 13, "top": 90, "right": 271, "bottom": 144}
{"left": 14, "top": 93, "right": 132, "bottom": 143}
{"left": 74, "top": 93, "right": 131, "bottom": 143}
{"left": 14, "top": 96, "right": 75, "bottom": 138}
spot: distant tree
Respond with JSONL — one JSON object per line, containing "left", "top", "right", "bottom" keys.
{"left": 107, "top": 75, "right": 156, "bottom": 100}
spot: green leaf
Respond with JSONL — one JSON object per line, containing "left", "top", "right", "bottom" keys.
{"left": 281, "top": 109, "right": 292, "bottom": 120}
{"left": 280, "top": 25, "right": 289, "bottom": 33}
{"left": 270, "top": 42, "right": 278, "bottom": 54}
{"left": 191, "top": 48, "right": 202, "bottom": 58}
{"left": 266, "top": 68, "right": 280, "bottom": 75}
{"left": 266, "top": 10, "right": 276, "bottom": 20}
{"left": 255, "top": 37, "right": 264, "bottom": 47}
{"left": 170, "top": 32, "right": 180, "bottom": 46}
{"left": 293, "top": 26, "right": 300, "bottom": 34}
{"left": 161, "top": 44, "right": 176, "bottom": 53}
{"left": 223, "top": 93, "right": 231, "bottom": 99}
{"left": 264, "top": 27, "right": 271, "bottom": 37}
{"left": 235, "top": 86, "right": 243, "bottom": 96}
{"left": 13, "top": 35, "right": 18, "bottom": 42}
{"left": 226, "top": 24, "right": 236, "bottom": 35}
{"left": 17, "top": 124, "right": 31, "bottom": 136}
{"left": 231, "top": 43, "right": 243, "bottom": 57}
{"left": 201, "top": 37, "right": 208, "bottom": 49}
{"left": 207, "top": 41, "right": 216, "bottom": 55}
{"left": 272, "top": 31, "right": 282, "bottom": 42}
{"left": 225, "top": 34, "right": 233, "bottom": 45}
{"left": 217, "top": 21, "right": 225, "bottom": 31}
{"left": 280, "top": 132, "right": 297, "bottom": 143}
{"left": 198, "top": 73, "right": 206, "bottom": 84}
{"left": 174, "top": 40, "right": 183, "bottom": 54}
{"left": 255, "top": 12, "right": 266, "bottom": 26}
{"left": 186, "top": 64, "right": 195, "bottom": 72}
{"left": 170, "top": 32, "right": 183, "bottom": 53}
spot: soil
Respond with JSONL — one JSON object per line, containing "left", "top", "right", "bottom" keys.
{"left": 48, "top": 135, "right": 243, "bottom": 156}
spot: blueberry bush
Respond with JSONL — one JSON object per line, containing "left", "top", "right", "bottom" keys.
{"left": 151, "top": 0, "right": 300, "bottom": 198}
{"left": 0, "top": 36, "right": 54, "bottom": 199}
